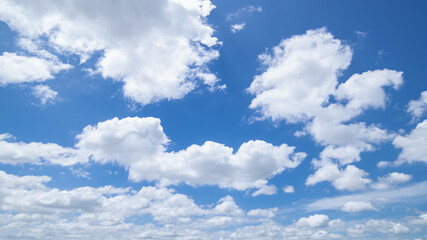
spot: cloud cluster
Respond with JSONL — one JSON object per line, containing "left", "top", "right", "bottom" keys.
{"left": 0, "top": 117, "right": 305, "bottom": 193}
{"left": 0, "top": 0, "right": 222, "bottom": 105}
{"left": 248, "top": 28, "right": 404, "bottom": 191}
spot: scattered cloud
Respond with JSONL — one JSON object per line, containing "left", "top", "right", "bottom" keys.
{"left": 32, "top": 85, "right": 58, "bottom": 105}
{"left": 227, "top": 5, "right": 262, "bottom": 21}
{"left": 0, "top": 0, "right": 222, "bottom": 105}
{"left": 248, "top": 28, "right": 403, "bottom": 191}
{"left": 393, "top": 119, "right": 427, "bottom": 165}
{"left": 231, "top": 23, "right": 246, "bottom": 33}
{"left": 283, "top": 185, "right": 295, "bottom": 193}
{"left": 408, "top": 90, "right": 427, "bottom": 119}
{"left": 0, "top": 117, "right": 306, "bottom": 193}
{"left": 341, "top": 201, "right": 377, "bottom": 212}
{"left": 0, "top": 52, "right": 71, "bottom": 85}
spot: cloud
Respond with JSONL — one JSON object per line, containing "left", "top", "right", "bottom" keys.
{"left": 0, "top": 117, "right": 305, "bottom": 193}
{"left": 251, "top": 184, "right": 277, "bottom": 196}
{"left": 248, "top": 28, "right": 403, "bottom": 191}
{"left": 0, "top": 134, "right": 81, "bottom": 166}
{"left": 231, "top": 23, "right": 246, "bottom": 33}
{"left": 247, "top": 208, "right": 277, "bottom": 218}
{"left": 371, "top": 172, "right": 412, "bottom": 190}
{"left": 348, "top": 219, "right": 410, "bottom": 237}
{"left": 0, "top": 52, "right": 71, "bottom": 85}
{"left": 305, "top": 181, "right": 427, "bottom": 212}
{"left": 32, "top": 85, "right": 58, "bottom": 105}
{"left": 295, "top": 214, "right": 330, "bottom": 228}
{"left": 283, "top": 185, "right": 295, "bottom": 193}
{"left": 306, "top": 163, "right": 371, "bottom": 191}
{"left": 408, "top": 91, "right": 427, "bottom": 119}
{"left": 0, "top": 0, "right": 221, "bottom": 105}
{"left": 341, "top": 201, "right": 377, "bottom": 212}
{"left": 393, "top": 119, "right": 427, "bottom": 164}
{"left": 227, "top": 5, "right": 262, "bottom": 21}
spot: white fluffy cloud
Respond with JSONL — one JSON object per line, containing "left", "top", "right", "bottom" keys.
{"left": 295, "top": 214, "right": 330, "bottom": 228}
{"left": 306, "top": 163, "right": 371, "bottom": 191}
{"left": 0, "top": 117, "right": 305, "bottom": 193}
{"left": 393, "top": 119, "right": 427, "bottom": 164}
{"left": 248, "top": 28, "right": 403, "bottom": 191}
{"left": 371, "top": 172, "right": 412, "bottom": 190}
{"left": 0, "top": 0, "right": 221, "bottom": 105}
{"left": 77, "top": 117, "right": 305, "bottom": 191}
{"left": 0, "top": 133, "right": 81, "bottom": 166}
{"left": 341, "top": 201, "right": 377, "bottom": 212}
{"left": 408, "top": 90, "right": 427, "bottom": 119}
{"left": 32, "top": 85, "right": 58, "bottom": 105}
{"left": 0, "top": 52, "right": 71, "bottom": 85}
{"left": 283, "top": 185, "right": 295, "bottom": 193}
{"left": 231, "top": 23, "right": 245, "bottom": 33}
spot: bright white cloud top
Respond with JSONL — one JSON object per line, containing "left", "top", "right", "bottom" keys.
{"left": 0, "top": 1, "right": 425, "bottom": 239}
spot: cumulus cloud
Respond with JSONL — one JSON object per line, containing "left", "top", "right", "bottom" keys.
{"left": 247, "top": 208, "right": 277, "bottom": 218}
{"left": 341, "top": 201, "right": 377, "bottom": 212}
{"left": 295, "top": 214, "right": 330, "bottom": 228}
{"left": 348, "top": 219, "right": 410, "bottom": 237}
{"left": 408, "top": 90, "right": 427, "bottom": 119}
{"left": 0, "top": 134, "right": 81, "bottom": 166}
{"left": 0, "top": 117, "right": 305, "bottom": 193}
{"left": 371, "top": 172, "right": 412, "bottom": 190}
{"left": 0, "top": 52, "right": 71, "bottom": 85}
{"left": 283, "top": 185, "right": 295, "bottom": 193}
{"left": 231, "top": 23, "right": 246, "bottom": 33}
{"left": 247, "top": 28, "right": 403, "bottom": 190}
{"left": 32, "top": 85, "right": 58, "bottom": 105}
{"left": 306, "top": 163, "right": 371, "bottom": 191}
{"left": 0, "top": 0, "right": 221, "bottom": 105}
{"left": 393, "top": 119, "right": 427, "bottom": 164}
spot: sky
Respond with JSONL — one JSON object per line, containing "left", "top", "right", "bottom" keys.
{"left": 0, "top": 0, "right": 426, "bottom": 239}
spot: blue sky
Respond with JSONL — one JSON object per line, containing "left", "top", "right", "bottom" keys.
{"left": 0, "top": 0, "right": 426, "bottom": 239}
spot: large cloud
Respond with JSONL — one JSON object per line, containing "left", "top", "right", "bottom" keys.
{"left": 0, "top": 117, "right": 305, "bottom": 193}
{"left": 393, "top": 119, "right": 427, "bottom": 165}
{"left": 0, "top": 0, "right": 221, "bottom": 105}
{"left": 247, "top": 28, "right": 403, "bottom": 191}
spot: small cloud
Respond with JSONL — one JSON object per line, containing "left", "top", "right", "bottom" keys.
{"left": 355, "top": 30, "right": 368, "bottom": 39}
{"left": 252, "top": 185, "right": 277, "bottom": 197}
{"left": 341, "top": 201, "right": 377, "bottom": 212}
{"left": 32, "top": 85, "right": 58, "bottom": 105}
{"left": 283, "top": 185, "right": 295, "bottom": 193}
{"left": 231, "top": 23, "right": 245, "bottom": 33}
{"left": 227, "top": 5, "right": 262, "bottom": 21}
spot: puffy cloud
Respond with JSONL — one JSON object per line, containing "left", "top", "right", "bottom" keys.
{"left": 247, "top": 28, "right": 352, "bottom": 123}
{"left": 247, "top": 208, "right": 277, "bottom": 218}
{"left": 283, "top": 185, "right": 295, "bottom": 193}
{"left": 341, "top": 201, "right": 377, "bottom": 212}
{"left": 0, "top": 133, "right": 81, "bottom": 166}
{"left": 0, "top": 0, "right": 221, "bottom": 105}
{"left": 306, "top": 163, "right": 371, "bottom": 191}
{"left": 371, "top": 172, "right": 412, "bottom": 190}
{"left": 348, "top": 219, "right": 410, "bottom": 236}
{"left": 408, "top": 91, "right": 427, "bottom": 119}
{"left": 295, "top": 214, "right": 329, "bottom": 228}
{"left": 248, "top": 28, "right": 403, "bottom": 190}
{"left": 77, "top": 117, "right": 305, "bottom": 191}
{"left": 251, "top": 184, "right": 278, "bottom": 197}
{"left": 393, "top": 119, "right": 427, "bottom": 164}
{"left": 1, "top": 117, "right": 305, "bottom": 192}
{"left": 231, "top": 22, "right": 245, "bottom": 33}
{"left": 32, "top": 85, "right": 58, "bottom": 105}
{"left": 213, "top": 196, "right": 244, "bottom": 216}
{"left": 0, "top": 52, "right": 71, "bottom": 85}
